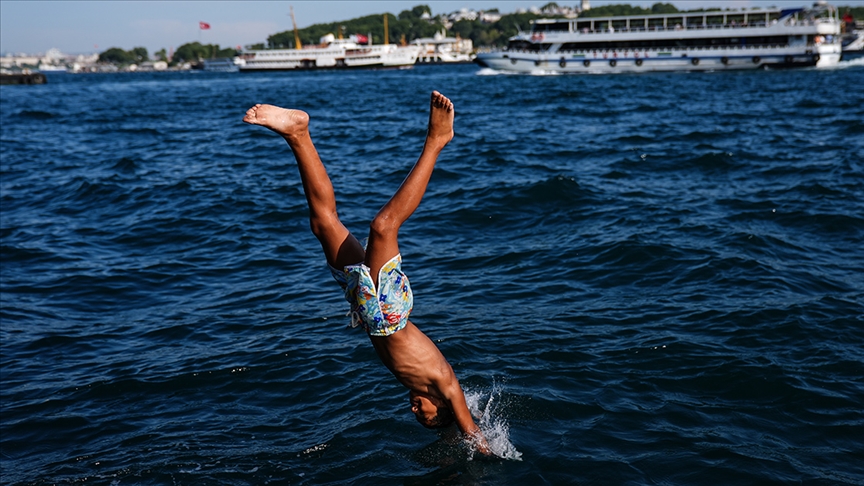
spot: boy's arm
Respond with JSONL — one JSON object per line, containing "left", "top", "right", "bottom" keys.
{"left": 438, "top": 378, "right": 491, "bottom": 454}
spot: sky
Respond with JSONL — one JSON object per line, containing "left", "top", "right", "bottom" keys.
{"left": 2, "top": 0, "right": 861, "bottom": 56}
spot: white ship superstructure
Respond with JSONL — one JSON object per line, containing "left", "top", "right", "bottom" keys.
{"left": 476, "top": 2, "right": 842, "bottom": 73}
{"left": 240, "top": 34, "right": 420, "bottom": 72}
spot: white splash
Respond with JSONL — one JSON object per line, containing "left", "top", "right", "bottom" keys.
{"left": 840, "top": 56, "right": 864, "bottom": 68}
{"left": 475, "top": 67, "right": 505, "bottom": 76}
{"left": 817, "top": 56, "right": 864, "bottom": 70}
{"left": 464, "top": 381, "right": 522, "bottom": 461}
{"left": 529, "top": 68, "right": 562, "bottom": 76}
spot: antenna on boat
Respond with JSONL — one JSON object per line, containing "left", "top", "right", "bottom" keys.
{"left": 290, "top": 6, "right": 302, "bottom": 50}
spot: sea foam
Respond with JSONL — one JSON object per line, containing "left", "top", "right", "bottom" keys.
{"left": 464, "top": 381, "right": 522, "bottom": 461}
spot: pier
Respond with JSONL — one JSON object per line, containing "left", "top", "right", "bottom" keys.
{"left": 0, "top": 73, "right": 48, "bottom": 85}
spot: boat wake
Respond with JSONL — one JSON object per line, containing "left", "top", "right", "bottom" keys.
{"left": 528, "top": 69, "right": 562, "bottom": 76}
{"left": 838, "top": 56, "right": 864, "bottom": 67}
{"left": 475, "top": 67, "right": 508, "bottom": 76}
{"left": 464, "top": 381, "right": 522, "bottom": 460}
{"left": 475, "top": 67, "right": 563, "bottom": 76}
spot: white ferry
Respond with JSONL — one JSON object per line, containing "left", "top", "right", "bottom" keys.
{"left": 239, "top": 34, "right": 420, "bottom": 72}
{"left": 475, "top": 2, "right": 842, "bottom": 73}
{"left": 413, "top": 31, "right": 475, "bottom": 63}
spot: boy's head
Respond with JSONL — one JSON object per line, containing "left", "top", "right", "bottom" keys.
{"left": 409, "top": 392, "right": 454, "bottom": 429}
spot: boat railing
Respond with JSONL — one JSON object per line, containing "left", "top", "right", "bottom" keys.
{"left": 554, "top": 16, "right": 837, "bottom": 37}
{"left": 499, "top": 42, "right": 816, "bottom": 55}
{"left": 574, "top": 22, "right": 772, "bottom": 35}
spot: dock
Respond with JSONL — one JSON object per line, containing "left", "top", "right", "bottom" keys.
{"left": 0, "top": 73, "right": 48, "bottom": 85}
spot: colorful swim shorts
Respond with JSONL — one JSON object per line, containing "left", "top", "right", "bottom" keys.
{"left": 329, "top": 254, "right": 413, "bottom": 337}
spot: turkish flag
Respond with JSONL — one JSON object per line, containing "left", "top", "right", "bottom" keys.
{"left": 199, "top": 21, "right": 211, "bottom": 30}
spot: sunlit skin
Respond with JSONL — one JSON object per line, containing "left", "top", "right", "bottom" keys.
{"left": 410, "top": 391, "right": 451, "bottom": 426}
{"left": 243, "top": 92, "right": 490, "bottom": 454}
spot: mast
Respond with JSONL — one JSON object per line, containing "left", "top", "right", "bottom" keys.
{"left": 383, "top": 14, "right": 389, "bottom": 45}
{"left": 290, "top": 6, "right": 302, "bottom": 50}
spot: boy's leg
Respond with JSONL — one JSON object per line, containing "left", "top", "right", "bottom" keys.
{"left": 243, "top": 105, "right": 364, "bottom": 269}
{"left": 364, "top": 91, "right": 454, "bottom": 286}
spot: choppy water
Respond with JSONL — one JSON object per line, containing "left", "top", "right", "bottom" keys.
{"left": 2, "top": 62, "right": 863, "bottom": 485}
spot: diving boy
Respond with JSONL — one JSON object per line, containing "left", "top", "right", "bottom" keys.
{"left": 243, "top": 91, "right": 489, "bottom": 453}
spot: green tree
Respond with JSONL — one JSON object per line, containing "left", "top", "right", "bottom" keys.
{"left": 130, "top": 46, "right": 149, "bottom": 63}
{"left": 838, "top": 5, "right": 864, "bottom": 19}
{"left": 451, "top": 19, "right": 479, "bottom": 40}
{"left": 398, "top": 5, "right": 431, "bottom": 20}
{"left": 267, "top": 10, "right": 447, "bottom": 47}
{"left": 154, "top": 48, "right": 167, "bottom": 62}
{"left": 98, "top": 47, "right": 134, "bottom": 64}
{"left": 214, "top": 46, "right": 238, "bottom": 58}
{"left": 651, "top": 2, "right": 680, "bottom": 14}
{"left": 171, "top": 42, "right": 235, "bottom": 62}
{"left": 492, "top": 12, "right": 547, "bottom": 38}
{"left": 580, "top": 4, "right": 654, "bottom": 17}
{"left": 173, "top": 42, "right": 208, "bottom": 63}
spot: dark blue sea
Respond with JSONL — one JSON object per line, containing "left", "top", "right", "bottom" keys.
{"left": 2, "top": 61, "right": 863, "bottom": 485}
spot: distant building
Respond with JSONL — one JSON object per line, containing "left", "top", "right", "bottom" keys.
{"left": 479, "top": 11, "right": 502, "bottom": 24}
{"left": 0, "top": 48, "right": 78, "bottom": 71}
{"left": 449, "top": 8, "right": 478, "bottom": 23}
{"left": 1, "top": 54, "right": 41, "bottom": 69}
{"left": 582, "top": 0, "right": 591, "bottom": 12}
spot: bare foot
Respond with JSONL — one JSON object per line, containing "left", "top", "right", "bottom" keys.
{"left": 243, "top": 104, "right": 309, "bottom": 140}
{"left": 426, "top": 91, "right": 454, "bottom": 150}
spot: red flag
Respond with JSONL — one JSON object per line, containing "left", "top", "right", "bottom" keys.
{"left": 354, "top": 34, "right": 368, "bottom": 44}
{"left": 199, "top": 21, "right": 211, "bottom": 30}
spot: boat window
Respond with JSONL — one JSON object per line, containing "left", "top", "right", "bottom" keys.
{"left": 767, "top": 12, "right": 781, "bottom": 23}
{"left": 557, "top": 34, "right": 788, "bottom": 51}
{"left": 629, "top": 18, "right": 647, "bottom": 30}
{"left": 534, "top": 21, "right": 570, "bottom": 32}
{"left": 648, "top": 18, "right": 665, "bottom": 29}
{"left": 514, "top": 40, "right": 552, "bottom": 51}
{"left": 612, "top": 19, "right": 628, "bottom": 31}
{"left": 686, "top": 16, "right": 705, "bottom": 27}
{"left": 727, "top": 14, "right": 745, "bottom": 25}
{"left": 508, "top": 39, "right": 543, "bottom": 51}
{"left": 667, "top": 17, "right": 683, "bottom": 29}
{"left": 595, "top": 20, "right": 609, "bottom": 31}
{"left": 576, "top": 21, "right": 592, "bottom": 31}
{"left": 706, "top": 15, "right": 724, "bottom": 26}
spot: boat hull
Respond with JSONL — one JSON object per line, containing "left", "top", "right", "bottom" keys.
{"left": 239, "top": 63, "right": 415, "bottom": 72}
{"left": 477, "top": 46, "right": 841, "bottom": 73}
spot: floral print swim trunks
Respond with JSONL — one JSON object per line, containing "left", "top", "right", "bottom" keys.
{"left": 329, "top": 254, "right": 413, "bottom": 337}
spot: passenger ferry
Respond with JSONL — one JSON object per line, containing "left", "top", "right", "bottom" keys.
{"left": 475, "top": 2, "right": 842, "bottom": 73}
{"left": 239, "top": 34, "right": 420, "bottom": 71}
